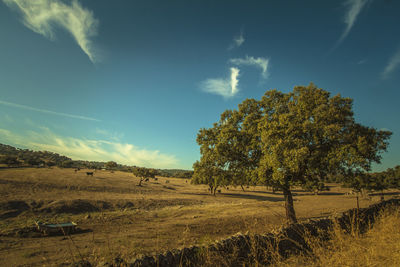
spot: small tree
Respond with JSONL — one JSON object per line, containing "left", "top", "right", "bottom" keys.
{"left": 342, "top": 172, "right": 371, "bottom": 210}
{"left": 132, "top": 167, "right": 156, "bottom": 186}
{"left": 302, "top": 179, "right": 329, "bottom": 195}
{"left": 368, "top": 173, "right": 387, "bottom": 201}
{"left": 192, "top": 160, "right": 229, "bottom": 195}
{"left": 105, "top": 161, "right": 118, "bottom": 171}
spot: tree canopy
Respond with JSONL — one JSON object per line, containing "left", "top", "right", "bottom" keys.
{"left": 193, "top": 83, "right": 392, "bottom": 223}
{"left": 105, "top": 161, "right": 118, "bottom": 170}
{"left": 132, "top": 167, "right": 158, "bottom": 186}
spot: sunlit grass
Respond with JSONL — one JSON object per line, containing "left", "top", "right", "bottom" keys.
{"left": 275, "top": 207, "right": 400, "bottom": 267}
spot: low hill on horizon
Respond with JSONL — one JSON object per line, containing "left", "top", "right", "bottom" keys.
{"left": 0, "top": 143, "right": 193, "bottom": 177}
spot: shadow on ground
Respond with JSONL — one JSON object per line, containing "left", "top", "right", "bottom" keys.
{"left": 220, "top": 193, "right": 284, "bottom": 202}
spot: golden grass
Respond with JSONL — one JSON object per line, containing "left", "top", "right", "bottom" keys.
{"left": 276, "top": 208, "right": 400, "bottom": 267}
{"left": 0, "top": 167, "right": 398, "bottom": 266}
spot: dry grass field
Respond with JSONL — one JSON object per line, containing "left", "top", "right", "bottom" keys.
{"left": 0, "top": 167, "right": 398, "bottom": 266}
{"left": 275, "top": 207, "right": 400, "bottom": 267}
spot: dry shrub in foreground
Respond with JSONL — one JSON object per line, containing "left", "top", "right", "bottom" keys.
{"left": 277, "top": 207, "right": 400, "bottom": 267}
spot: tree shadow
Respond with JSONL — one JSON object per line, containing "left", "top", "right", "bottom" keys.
{"left": 181, "top": 192, "right": 283, "bottom": 201}
{"left": 219, "top": 192, "right": 284, "bottom": 202}
{"left": 297, "top": 192, "right": 345, "bottom": 196}
{"left": 369, "top": 192, "right": 400, "bottom": 196}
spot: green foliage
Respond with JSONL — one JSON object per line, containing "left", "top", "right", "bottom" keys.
{"left": 193, "top": 83, "right": 392, "bottom": 223}
{"left": 0, "top": 155, "right": 20, "bottom": 167}
{"left": 59, "top": 160, "right": 74, "bottom": 168}
{"left": 25, "top": 156, "right": 45, "bottom": 166}
{"left": 192, "top": 160, "right": 230, "bottom": 195}
{"left": 367, "top": 165, "right": 400, "bottom": 190}
{"left": 302, "top": 180, "right": 330, "bottom": 194}
{"left": 0, "top": 143, "right": 71, "bottom": 167}
{"left": 105, "top": 161, "right": 118, "bottom": 170}
{"left": 132, "top": 167, "right": 157, "bottom": 186}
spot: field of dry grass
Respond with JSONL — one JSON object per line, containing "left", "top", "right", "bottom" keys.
{"left": 275, "top": 207, "right": 400, "bottom": 267}
{"left": 0, "top": 167, "right": 398, "bottom": 266}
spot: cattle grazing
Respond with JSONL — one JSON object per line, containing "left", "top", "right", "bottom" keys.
{"left": 86, "top": 172, "right": 94, "bottom": 176}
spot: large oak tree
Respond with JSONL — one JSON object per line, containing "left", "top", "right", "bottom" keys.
{"left": 194, "top": 83, "right": 392, "bottom": 223}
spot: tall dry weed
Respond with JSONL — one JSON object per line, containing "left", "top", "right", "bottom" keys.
{"left": 277, "top": 207, "right": 400, "bottom": 267}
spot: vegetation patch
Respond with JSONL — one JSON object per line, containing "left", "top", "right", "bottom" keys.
{"left": 127, "top": 199, "right": 400, "bottom": 267}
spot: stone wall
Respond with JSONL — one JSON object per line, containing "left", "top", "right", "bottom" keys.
{"left": 84, "top": 199, "right": 400, "bottom": 267}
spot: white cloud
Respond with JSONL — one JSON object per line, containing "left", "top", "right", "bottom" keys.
{"left": 0, "top": 99, "right": 100, "bottom": 122}
{"left": 201, "top": 67, "right": 240, "bottom": 98}
{"left": 332, "top": 0, "right": 369, "bottom": 50}
{"left": 230, "top": 56, "right": 269, "bottom": 79}
{"left": 228, "top": 29, "right": 245, "bottom": 50}
{"left": 3, "top": 0, "right": 99, "bottom": 63}
{"left": 381, "top": 47, "right": 400, "bottom": 80}
{"left": 0, "top": 127, "right": 179, "bottom": 168}
{"left": 95, "top": 128, "right": 124, "bottom": 142}
{"left": 230, "top": 67, "right": 240, "bottom": 96}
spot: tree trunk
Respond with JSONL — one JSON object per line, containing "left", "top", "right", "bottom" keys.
{"left": 213, "top": 186, "right": 218, "bottom": 196}
{"left": 356, "top": 194, "right": 360, "bottom": 211}
{"left": 240, "top": 185, "right": 245, "bottom": 192}
{"left": 380, "top": 190, "right": 384, "bottom": 202}
{"left": 282, "top": 186, "right": 297, "bottom": 224}
{"left": 209, "top": 185, "right": 213, "bottom": 195}
{"left": 138, "top": 178, "right": 143, "bottom": 186}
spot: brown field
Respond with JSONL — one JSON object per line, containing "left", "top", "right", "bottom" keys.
{"left": 0, "top": 167, "right": 398, "bottom": 266}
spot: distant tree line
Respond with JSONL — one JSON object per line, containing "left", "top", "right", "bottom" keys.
{"left": 157, "top": 169, "right": 193, "bottom": 178}
{"left": 0, "top": 143, "right": 193, "bottom": 178}
{"left": 0, "top": 143, "right": 71, "bottom": 167}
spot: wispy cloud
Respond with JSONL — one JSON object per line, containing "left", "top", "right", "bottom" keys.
{"left": 228, "top": 28, "right": 245, "bottom": 50}
{"left": 2, "top": 114, "right": 13, "bottom": 123}
{"left": 357, "top": 59, "right": 367, "bottom": 65}
{"left": 95, "top": 128, "right": 124, "bottom": 142}
{"left": 230, "top": 56, "right": 269, "bottom": 79}
{"left": 3, "top": 0, "right": 99, "bottom": 63}
{"left": 331, "top": 0, "right": 369, "bottom": 52}
{"left": 381, "top": 47, "right": 400, "bottom": 80}
{"left": 0, "top": 127, "right": 179, "bottom": 168}
{"left": 201, "top": 67, "right": 240, "bottom": 98}
{"left": 0, "top": 100, "right": 100, "bottom": 122}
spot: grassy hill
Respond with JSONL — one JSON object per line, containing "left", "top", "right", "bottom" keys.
{"left": 0, "top": 143, "right": 193, "bottom": 178}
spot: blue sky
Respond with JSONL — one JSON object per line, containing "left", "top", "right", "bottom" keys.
{"left": 0, "top": 0, "right": 399, "bottom": 171}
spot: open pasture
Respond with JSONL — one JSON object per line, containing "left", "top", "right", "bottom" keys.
{"left": 0, "top": 168, "right": 398, "bottom": 266}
